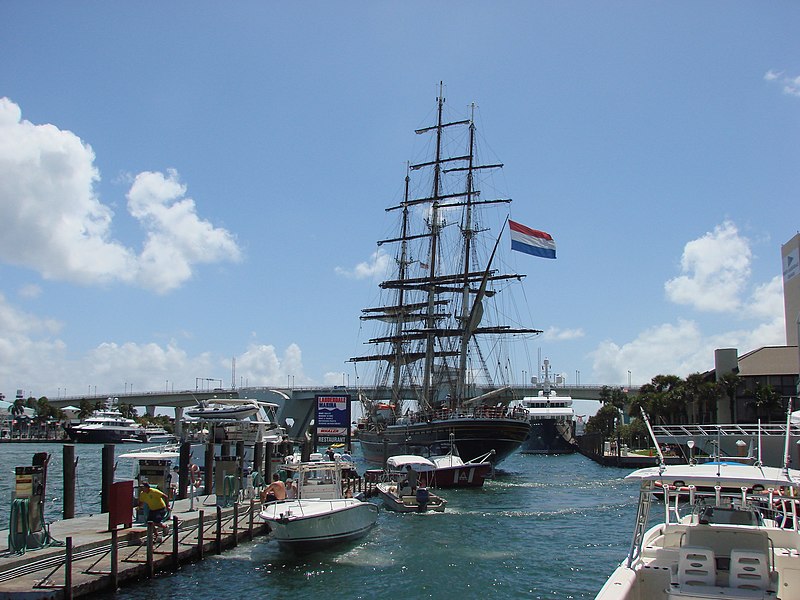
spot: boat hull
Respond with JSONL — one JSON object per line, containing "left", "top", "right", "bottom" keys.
{"left": 65, "top": 426, "right": 147, "bottom": 444}
{"left": 518, "top": 420, "right": 575, "bottom": 454}
{"left": 358, "top": 416, "right": 530, "bottom": 465}
{"left": 422, "top": 462, "right": 492, "bottom": 488}
{"left": 260, "top": 499, "right": 378, "bottom": 552}
{"left": 375, "top": 483, "right": 446, "bottom": 513}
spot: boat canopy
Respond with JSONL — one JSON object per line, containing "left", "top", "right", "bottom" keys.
{"left": 625, "top": 463, "right": 800, "bottom": 489}
{"left": 387, "top": 455, "right": 437, "bottom": 472}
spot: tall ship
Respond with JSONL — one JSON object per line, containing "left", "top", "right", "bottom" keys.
{"left": 351, "top": 85, "right": 541, "bottom": 465}
{"left": 508, "top": 359, "right": 576, "bottom": 454}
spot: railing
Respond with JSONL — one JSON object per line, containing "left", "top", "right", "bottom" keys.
{"left": 653, "top": 423, "right": 800, "bottom": 437}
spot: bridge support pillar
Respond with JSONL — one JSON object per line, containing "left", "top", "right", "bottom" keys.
{"left": 174, "top": 407, "right": 183, "bottom": 437}
{"left": 146, "top": 405, "right": 156, "bottom": 417}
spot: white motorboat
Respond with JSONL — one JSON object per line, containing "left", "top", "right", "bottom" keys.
{"left": 185, "top": 398, "right": 261, "bottom": 421}
{"left": 259, "top": 459, "right": 377, "bottom": 552}
{"left": 595, "top": 460, "right": 800, "bottom": 599}
{"left": 376, "top": 455, "right": 447, "bottom": 513}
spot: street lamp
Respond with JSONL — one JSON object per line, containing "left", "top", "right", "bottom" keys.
{"left": 687, "top": 439, "right": 695, "bottom": 463}
{"left": 628, "top": 370, "right": 632, "bottom": 388}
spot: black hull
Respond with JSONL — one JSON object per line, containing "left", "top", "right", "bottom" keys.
{"left": 518, "top": 420, "right": 576, "bottom": 455}
{"left": 65, "top": 427, "right": 147, "bottom": 444}
{"left": 358, "top": 417, "right": 530, "bottom": 465}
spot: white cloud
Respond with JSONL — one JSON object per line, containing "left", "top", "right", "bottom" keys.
{"left": 18, "top": 284, "right": 42, "bottom": 299}
{"left": 0, "top": 97, "right": 241, "bottom": 293}
{"left": 765, "top": 69, "right": 800, "bottom": 98}
{"left": 127, "top": 170, "right": 242, "bottom": 292}
{"left": 590, "top": 222, "right": 785, "bottom": 385}
{"left": 233, "top": 342, "right": 310, "bottom": 388}
{"left": 543, "top": 326, "right": 585, "bottom": 341}
{"left": 335, "top": 248, "right": 391, "bottom": 280}
{"left": 664, "top": 221, "right": 751, "bottom": 312}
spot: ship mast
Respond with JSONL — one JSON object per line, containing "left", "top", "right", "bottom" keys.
{"left": 351, "top": 85, "right": 542, "bottom": 415}
{"left": 421, "top": 84, "right": 446, "bottom": 409}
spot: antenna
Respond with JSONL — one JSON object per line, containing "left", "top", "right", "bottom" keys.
{"left": 782, "top": 400, "right": 792, "bottom": 476}
{"left": 640, "top": 407, "right": 665, "bottom": 473}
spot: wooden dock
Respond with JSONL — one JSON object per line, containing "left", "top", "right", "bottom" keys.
{"left": 0, "top": 495, "right": 269, "bottom": 599}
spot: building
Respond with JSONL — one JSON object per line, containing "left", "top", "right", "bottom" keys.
{"left": 713, "top": 346, "right": 799, "bottom": 423}
{"left": 783, "top": 232, "right": 800, "bottom": 347}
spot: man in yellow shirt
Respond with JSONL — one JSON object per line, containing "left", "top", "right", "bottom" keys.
{"left": 138, "top": 481, "right": 170, "bottom": 538}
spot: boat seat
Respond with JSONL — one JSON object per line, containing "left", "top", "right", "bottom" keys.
{"left": 729, "top": 550, "right": 770, "bottom": 591}
{"left": 677, "top": 546, "right": 716, "bottom": 588}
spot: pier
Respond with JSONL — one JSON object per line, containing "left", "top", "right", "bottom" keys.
{"left": 0, "top": 495, "right": 267, "bottom": 599}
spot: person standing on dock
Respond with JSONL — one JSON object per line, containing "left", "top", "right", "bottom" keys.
{"left": 138, "top": 481, "right": 170, "bottom": 539}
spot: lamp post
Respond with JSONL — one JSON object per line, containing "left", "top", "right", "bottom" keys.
{"left": 628, "top": 370, "right": 632, "bottom": 388}
{"left": 687, "top": 439, "right": 695, "bottom": 464}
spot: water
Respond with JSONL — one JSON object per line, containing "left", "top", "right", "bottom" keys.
{"left": 1, "top": 444, "right": 639, "bottom": 598}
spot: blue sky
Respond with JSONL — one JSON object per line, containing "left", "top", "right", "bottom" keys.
{"left": 1, "top": 2, "right": 798, "bottom": 402}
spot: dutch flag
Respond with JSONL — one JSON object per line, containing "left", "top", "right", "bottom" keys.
{"left": 509, "top": 220, "right": 556, "bottom": 259}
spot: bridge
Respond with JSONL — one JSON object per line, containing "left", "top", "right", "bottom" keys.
{"left": 46, "top": 383, "right": 623, "bottom": 440}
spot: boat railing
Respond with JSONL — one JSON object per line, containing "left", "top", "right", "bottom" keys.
{"left": 392, "top": 405, "right": 528, "bottom": 425}
{"left": 653, "top": 423, "right": 800, "bottom": 437}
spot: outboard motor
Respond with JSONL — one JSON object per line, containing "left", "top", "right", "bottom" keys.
{"left": 415, "top": 486, "right": 430, "bottom": 513}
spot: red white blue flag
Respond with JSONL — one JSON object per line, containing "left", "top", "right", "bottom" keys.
{"left": 509, "top": 220, "right": 556, "bottom": 259}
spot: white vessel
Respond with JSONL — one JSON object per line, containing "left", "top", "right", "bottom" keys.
{"left": 596, "top": 460, "right": 800, "bottom": 599}
{"left": 376, "top": 455, "right": 447, "bottom": 513}
{"left": 64, "top": 408, "right": 147, "bottom": 443}
{"left": 185, "top": 398, "right": 261, "bottom": 421}
{"left": 509, "top": 359, "right": 575, "bottom": 454}
{"left": 259, "top": 459, "right": 377, "bottom": 552}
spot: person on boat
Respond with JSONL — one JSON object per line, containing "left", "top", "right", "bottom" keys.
{"left": 138, "top": 481, "right": 170, "bottom": 538}
{"left": 285, "top": 478, "right": 297, "bottom": 499}
{"left": 415, "top": 485, "right": 430, "bottom": 512}
{"left": 261, "top": 473, "right": 287, "bottom": 503}
{"left": 399, "top": 465, "right": 417, "bottom": 496}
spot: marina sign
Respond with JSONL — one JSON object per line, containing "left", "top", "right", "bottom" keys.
{"left": 313, "top": 394, "right": 351, "bottom": 450}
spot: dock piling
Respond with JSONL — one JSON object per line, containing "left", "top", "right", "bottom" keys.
{"left": 100, "top": 444, "right": 115, "bottom": 513}
{"left": 110, "top": 528, "right": 119, "bottom": 590}
{"left": 63, "top": 444, "right": 75, "bottom": 520}
{"left": 197, "top": 509, "right": 205, "bottom": 560}
{"left": 64, "top": 536, "right": 73, "bottom": 600}
{"left": 215, "top": 506, "right": 222, "bottom": 554}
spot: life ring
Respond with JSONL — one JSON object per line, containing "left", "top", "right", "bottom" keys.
{"left": 190, "top": 463, "right": 201, "bottom": 486}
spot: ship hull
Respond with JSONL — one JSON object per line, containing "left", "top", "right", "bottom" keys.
{"left": 65, "top": 426, "right": 147, "bottom": 444}
{"left": 518, "top": 420, "right": 576, "bottom": 454}
{"left": 357, "top": 416, "right": 530, "bottom": 465}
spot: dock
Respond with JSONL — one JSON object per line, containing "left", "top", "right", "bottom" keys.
{"left": 0, "top": 495, "right": 268, "bottom": 599}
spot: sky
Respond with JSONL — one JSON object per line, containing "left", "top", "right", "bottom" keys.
{"left": 1, "top": 2, "right": 799, "bottom": 403}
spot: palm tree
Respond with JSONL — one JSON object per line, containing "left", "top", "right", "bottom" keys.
{"left": 117, "top": 402, "right": 138, "bottom": 419}
{"left": 718, "top": 372, "right": 740, "bottom": 423}
{"left": 78, "top": 399, "right": 95, "bottom": 420}
{"left": 748, "top": 384, "right": 782, "bottom": 423}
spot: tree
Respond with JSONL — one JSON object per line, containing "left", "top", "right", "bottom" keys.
{"left": 718, "top": 372, "right": 740, "bottom": 423}
{"left": 585, "top": 403, "right": 620, "bottom": 439}
{"left": 78, "top": 399, "right": 95, "bottom": 420}
{"left": 117, "top": 402, "right": 138, "bottom": 419}
{"left": 748, "top": 384, "right": 782, "bottom": 423}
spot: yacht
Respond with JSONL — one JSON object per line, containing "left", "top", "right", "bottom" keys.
{"left": 509, "top": 360, "right": 575, "bottom": 454}
{"left": 64, "top": 408, "right": 147, "bottom": 443}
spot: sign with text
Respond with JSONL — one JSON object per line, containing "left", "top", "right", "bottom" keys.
{"left": 313, "top": 394, "right": 351, "bottom": 451}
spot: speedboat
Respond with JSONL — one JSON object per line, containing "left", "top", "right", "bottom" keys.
{"left": 426, "top": 449, "right": 494, "bottom": 488}
{"left": 376, "top": 455, "right": 447, "bottom": 513}
{"left": 595, "top": 460, "right": 800, "bottom": 599}
{"left": 259, "top": 458, "right": 378, "bottom": 552}
{"left": 64, "top": 408, "right": 147, "bottom": 443}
